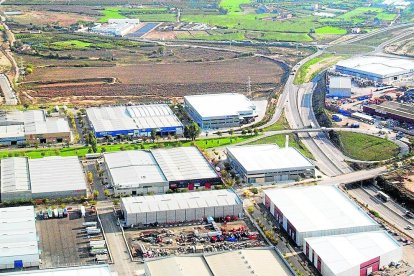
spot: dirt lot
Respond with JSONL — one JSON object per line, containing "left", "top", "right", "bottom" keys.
{"left": 8, "top": 11, "right": 95, "bottom": 27}
{"left": 22, "top": 57, "right": 284, "bottom": 105}
{"left": 125, "top": 219, "right": 265, "bottom": 260}
{"left": 36, "top": 206, "right": 108, "bottom": 268}
{"left": 385, "top": 37, "right": 414, "bottom": 58}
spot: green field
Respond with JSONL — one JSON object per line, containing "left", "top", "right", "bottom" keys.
{"left": 51, "top": 40, "right": 92, "bottom": 50}
{"left": 315, "top": 26, "right": 347, "bottom": 35}
{"left": 259, "top": 32, "right": 313, "bottom": 42}
{"left": 247, "top": 134, "right": 314, "bottom": 159}
{"left": 0, "top": 136, "right": 256, "bottom": 159}
{"left": 337, "top": 7, "right": 396, "bottom": 23}
{"left": 99, "top": 7, "right": 174, "bottom": 22}
{"left": 219, "top": 0, "right": 251, "bottom": 14}
{"left": 99, "top": 8, "right": 127, "bottom": 22}
{"left": 337, "top": 132, "right": 399, "bottom": 161}
{"left": 177, "top": 32, "right": 245, "bottom": 41}
{"left": 294, "top": 54, "right": 332, "bottom": 84}
{"left": 263, "top": 114, "right": 290, "bottom": 131}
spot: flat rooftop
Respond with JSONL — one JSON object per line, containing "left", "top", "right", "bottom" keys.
{"left": 0, "top": 157, "right": 30, "bottom": 194}
{"left": 304, "top": 231, "right": 401, "bottom": 275}
{"left": 184, "top": 93, "right": 256, "bottom": 118}
{"left": 227, "top": 145, "right": 314, "bottom": 174}
{"left": 367, "top": 101, "right": 414, "bottom": 120}
{"left": 104, "top": 150, "right": 167, "bottom": 188}
{"left": 86, "top": 104, "right": 183, "bottom": 133}
{"left": 0, "top": 264, "right": 113, "bottom": 276}
{"left": 264, "top": 186, "right": 378, "bottom": 233}
{"left": 144, "top": 248, "right": 293, "bottom": 276}
{"left": 29, "top": 156, "right": 87, "bottom": 194}
{"left": 0, "top": 206, "right": 39, "bottom": 259}
{"left": 336, "top": 56, "right": 414, "bottom": 78}
{"left": 329, "top": 76, "right": 352, "bottom": 89}
{"left": 0, "top": 124, "right": 25, "bottom": 139}
{"left": 151, "top": 147, "right": 218, "bottom": 182}
{"left": 122, "top": 189, "right": 241, "bottom": 214}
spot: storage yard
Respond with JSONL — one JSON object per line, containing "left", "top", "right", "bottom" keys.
{"left": 125, "top": 216, "right": 265, "bottom": 260}
{"left": 35, "top": 205, "right": 110, "bottom": 268}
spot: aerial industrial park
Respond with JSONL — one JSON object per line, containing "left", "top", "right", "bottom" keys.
{"left": 0, "top": 0, "right": 413, "bottom": 275}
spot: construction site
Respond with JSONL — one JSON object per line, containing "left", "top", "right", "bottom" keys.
{"left": 124, "top": 216, "right": 265, "bottom": 261}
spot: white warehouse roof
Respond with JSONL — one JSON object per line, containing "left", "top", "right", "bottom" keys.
{"left": 264, "top": 186, "right": 378, "bottom": 233}
{"left": 104, "top": 150, "right": 167, "bottom": 188}
{"left": 329, "top": 76, "right": 352, "bottom": 89}
{"left": 304, "top": 231, "right": 402, "bottom": 275}
{"left": 86, "top": 104, "right": 183, "bottom": 133}
{"left": 151, "top": 147, "right": 218, "bottom": 182}
{"left": 0, "top": 125, "right": 25, "bottom": 139}
{"left": 122, "top": 189, "right": 241, "bottom": 214}
{"left": 0, "top": 206, "right": 38, "bottom": 260}
{"left": 145, "top": 248, "right": 293, "bottom": 276}
{"left": 1, "top": 264, "right": 113, "bottom": 276}
{"left": 0, "top": 157, "right": 30, "bottom": 194}
{"left": 227, "top": 145, "right": 314, "bottom": 173}
{"left": 29, "top": 156, "right": 86, "bottom": 195}
{"left": 184, "top": 93, "right": 256, "bottom": 118}
{"left": 336, "top": 56, "right": 414, "bottom": 78}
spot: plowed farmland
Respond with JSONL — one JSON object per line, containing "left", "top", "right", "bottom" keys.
{"left": 21, "top": 57, "right": 284, "bottom": 105}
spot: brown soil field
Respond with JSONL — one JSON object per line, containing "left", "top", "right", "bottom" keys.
{"left": 8, "top": 11, "right": 95, "bottom": 27}
{"left": 22, "top": 57, "right": 284, "bottom": 105}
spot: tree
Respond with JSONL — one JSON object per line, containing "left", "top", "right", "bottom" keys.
{"left": 92, "top": 190, "right": 99, "bottom": 199}
{"left": 86, "top": 171, "right": 93, "bottom": 184}
{"left": 184, "top": 122, "right": 201, "bottom": 141}
{"left": 104, "top": 190, "right": 111, "bottom": 197}
{"left": 87, "top": 131, "right": 97, "bottom": 153}
{"left": 150, "top": 129, "right": 157, "bottom": 143}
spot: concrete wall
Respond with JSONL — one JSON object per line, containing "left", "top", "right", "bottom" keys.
{"left": 0, "top": 254, "right": 39, "bottom": 270}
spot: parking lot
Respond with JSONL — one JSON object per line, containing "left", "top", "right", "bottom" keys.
{"left": 124, "top": 217, "right": 265, "bottom": 260}
{"left": 36, "top": 206, "right": 107, "bottom": 268}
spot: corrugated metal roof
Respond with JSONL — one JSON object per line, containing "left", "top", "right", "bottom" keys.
{"left": 184, "top": 93, "right": 256, "bottom": 119}
{"left": 151, "top": 147, "right": 218, "bottom": 182}
{"left": 329, "top": 76, "right": 352, "bottom": 89}
{"left": 336, "top": 56, "right": 414, "bottom": 78}
{"left": 86, "top": 105, "right": 183, "bottom": 133}
{"left": 0, "top": 157, "right": 31, "bottom": 194}
{"left": 122, "top": 190, "right": 241, "bottom": 214}
{"left": 0, "top": 206, "right": 39, "bottom": 258}
{"left": 104, "top": 150, "right": 167, "bottom": 188}
{"left": 264, "top": 186, "right": 378, "bottom": 233}
{"left": 227, "top": 145, "right": 314, "bottom": 174}
{"left": 29, "top": 156, "right": 86, "bottom": 194}
{"left": 0, "top": 264, "right": 112, "bottom": 276}
{"left": 304, "top": 231, "right": 401, "bottom": 275}
{"left": 0, "top": 124, "right": 25, "bottom": 139}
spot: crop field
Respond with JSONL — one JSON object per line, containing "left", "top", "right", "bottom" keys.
{"left": 6, "top": 10, "right": 96, "bottom": 26}
{"left": 219, "top": 0, "right": 251, "bottom": 14}
{"left": 99, "top": 7, "right": 175, "bottom": 22}
{"left": 337, "top": 132, "right": 399, "bottom": 161}
{"left": 337, "top": 7, "right": 396, "bottom": 23}
{"left": 315, "top": 26, "right": 347, "bottom": 35}
{"left": 22, "top": 57, "right": 284, "bottom": 104}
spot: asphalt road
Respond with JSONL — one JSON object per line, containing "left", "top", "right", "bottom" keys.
{"left": 0, "top": 73, "right": 17, "bottom": 105}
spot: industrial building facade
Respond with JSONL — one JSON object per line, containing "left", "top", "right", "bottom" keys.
{"left": 103, "top": 150, "right": 169, "bottom": 196}
{"left": 227, "top": 145, "right": 315, "bottom": 184}
{"left": 184, "top": 93, "right": 257, "bottom": 129}
{"left": 86, "top": 105, "right": 184, "bottom": 138}
{"left": 103, "top": 147, "right": 221, "bottom": 195}
{"left": 0, "top": 110, "right": 71, "bottom": 145}
{"left": 0, "top": 156, "right": 87, "bottom": 202}
{"left": 327, "top": 76, "right": 352, "bottom": 98}
{"left": 121, "top": 189, "right": 243, "bottom": 226}
{"left": 335, "top": 56, "right": 414, "bottom": 84}
{"left": 0, "top": 206, "right": 40, "bottom": 270}
{"left": 263, "top": 186, "right": 379, "bottom": 246}
{"left": 363, "top": 101, "right": 414, "bottom": 124}
{"left": 304, "top": 231, "right": 402, "bottom": 276}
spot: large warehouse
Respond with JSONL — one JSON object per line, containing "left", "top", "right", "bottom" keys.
{"left": 263, "top": 186, "right": 379, "bottom": 246}
{"left": 0, "top": 158, "right": 31, "bottom": 202}
{"left": 184, "top": 93, "right": 257, "bottom": 129}
{"left": 0, "top": 110, "right": 71, "bottom": 145}
{"left": 121, "top": 189, "right": 243, "bottom": 226}
{"left": 86, "top": 105, "right": 184, "bottom": 138}
{"left": 0, "top": 206, "right": 39, "bottom": 270}
{"left": 151, "top": 147, "right": 221, "bottom": 190}
{"left": 103, "top": 150, "right": 168, "bottom": 196}
{"left": 145, "top": 248, "right": 294, "bottom": 276}
{"left": 335, "top": 56, "right": 414, "bottom": 84}
{"left": 327, "top": 76, "right": 352, "bottom": 98}
{"left": 363, "top": 101, "right": 414, "bottom": 124}
{"left": 0, "top": 157, "right": 87, "bottom": 201}
{"left": 304, "top": 231, "right": 402, "bottom": 276}
{"left": 227, "top": 145, "right": 315, "bottom": 184}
